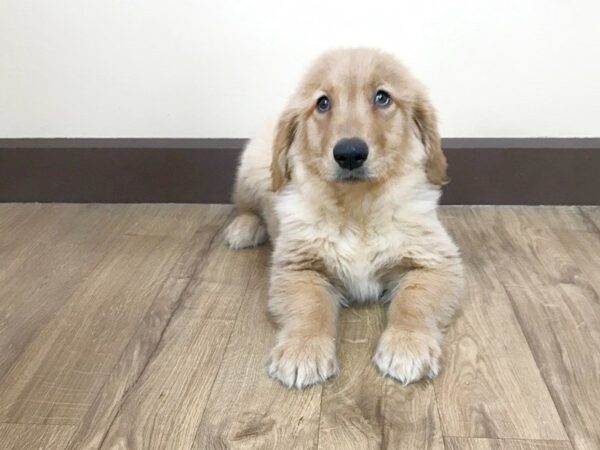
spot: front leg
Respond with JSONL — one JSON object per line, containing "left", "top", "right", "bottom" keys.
{"left": 374, "top": 261, "right": 463, "bottom": 384}
{"left": 268, "top": 268, "right": 339, "bottom": 389}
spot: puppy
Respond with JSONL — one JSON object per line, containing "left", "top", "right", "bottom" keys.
{"left": 225, "top": 48, "right": 464, "bottom": 389}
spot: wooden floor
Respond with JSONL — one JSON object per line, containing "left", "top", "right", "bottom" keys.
{"left": 0, "top": 205, "right": 599, "bottom": 450}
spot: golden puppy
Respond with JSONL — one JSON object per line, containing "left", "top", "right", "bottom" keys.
{"left": 225, "top": 48, "right": 464, "bottom": 389}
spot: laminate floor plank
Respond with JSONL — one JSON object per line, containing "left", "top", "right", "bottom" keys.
{"left": 96, "top": 215, "right": 263, "bottom": 450}
{"left": 462, "top": 207, "right": 600, "bottom": 450}
{"left": 444, "top": 436, "right": 572, "bottom": 450}
{"left": 66, "top": 205, "right": 233, "bottom": 449}
{"left": 0, "top": 205, "right": 221, "bottom": 425}
{"left": 193, "top": 248, "right": 325, "bottom": 450}
{"left": 579, "top": 206, "right": 600, "bottom": 229}
{"left": 435, "top": 208, "right": 567, "bottom": 440}
{"left": 0, "top": 205, "right": 597, "bottom": 450}
{"left": 0, "top": 205, "right": 136, "bottom": 382}
{"left": 523, "top": 207, "right": 600, "bottom": 335}
{"left": 318, "top": 305, "right": 444, "bottom": 450}
{"left": 0, "top": 423, "right": 76, "bottom": 450}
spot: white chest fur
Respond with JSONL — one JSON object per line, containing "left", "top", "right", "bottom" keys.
{"left": 274, "top": 175, "right": 440, "bottom": 304}
{"left": 319, "top": 223, "right": 389, "bottom": 303}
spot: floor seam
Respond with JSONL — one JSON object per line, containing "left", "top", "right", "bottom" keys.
{"left": 314, "top": 384, "right": 325, "bottom": 450}
{"left": 443, "top": 435, "right": 572, "bottom": 442}
{"left": 432, "top": 380, "right": 447, "bottom": 449}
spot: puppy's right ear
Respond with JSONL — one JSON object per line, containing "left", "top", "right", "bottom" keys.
{"left": 271, "top": 106, "right": 300, "bottom": 191}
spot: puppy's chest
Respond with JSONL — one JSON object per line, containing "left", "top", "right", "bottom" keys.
{"left": 312, "top": 221, "right": 401, "bottom": 303}
{"left": 276, "top": 190, "right": 428, "bottom": 303}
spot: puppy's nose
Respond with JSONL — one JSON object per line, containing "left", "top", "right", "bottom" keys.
{"left": 333, "top": 138, "right": 369, "bottom": 170}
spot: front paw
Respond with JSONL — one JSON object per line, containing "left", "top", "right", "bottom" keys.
{"left": 268, "top": 335, "right": 338, "bottom": 389}
{"left": 373, "top": 327, "right": 441, "bottom": 385}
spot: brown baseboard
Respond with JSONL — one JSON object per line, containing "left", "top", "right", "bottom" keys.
{"left": 0, "top": 138, "right": 598, "bottom": 205}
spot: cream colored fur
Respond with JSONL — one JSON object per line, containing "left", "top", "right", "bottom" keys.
{"left": 225, "top": 48, "right": 464, "bottom": 389}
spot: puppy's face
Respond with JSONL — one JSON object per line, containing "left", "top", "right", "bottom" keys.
{"left": 271, "top": 48, "right": 448, "bottom": 190}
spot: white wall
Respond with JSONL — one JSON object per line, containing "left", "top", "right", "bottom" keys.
{"left": 1, "top": 0, "right": 599, "bottom": 138}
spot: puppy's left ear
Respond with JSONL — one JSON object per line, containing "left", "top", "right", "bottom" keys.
{"left": 412, "top": 93, "right": 449, "bottom": 186}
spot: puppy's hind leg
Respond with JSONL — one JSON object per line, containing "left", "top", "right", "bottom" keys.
{"left": 225, "top": 212, "right": 268, "bottom": 249}
{"left": 225, "top": 162, "right": 270, "bottom": 250}
{"left": 225, "top": 124, "right": 275, "bottom": 250}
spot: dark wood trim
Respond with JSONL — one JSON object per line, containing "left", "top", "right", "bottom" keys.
{"left": 1, "top": 138, "right": 598, "bottom": 205}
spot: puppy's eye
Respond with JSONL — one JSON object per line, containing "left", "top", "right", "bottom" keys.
{"left": 316, "top": 95, "right": 331, "bottom": 112}
{"left": 374, "top": 90, "right": 391, "bottom": 108}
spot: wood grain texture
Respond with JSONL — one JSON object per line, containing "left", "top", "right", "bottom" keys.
{"left": 66, "top": 205, "right": 232, "bottom": 449}
{"left": 436, "top": 209, "right": 567, "bottom": 440}
{"left": 0, "top": 205, "right": 134, "bottom": 382}
{"left": 534, "top": 207, "right": 600, "bottom": 311}
{"left": 579, "top": 206, "right": 600, "bottom": 229}
{"left": 97, "top": 217, "right": 262, "bottom": 449}
{"left": 0, "top": 205, "right": 220, "bottom": 425}
{"left": 0, "top": 423, "right": 75, "bottom": 450}
{"left": 459, "top": 207, "right": 600, "bottom": 450}
{"left": 0, "top": 205, "right": 599, "bottom": 450}
{"left": 444, "top": 437, "right": 572, "bottom": 450}
{"left": 193, "top": 249, "right": 325, "bottom": 450}
{"left": 318, "top": 305, "right": 444, "bottom": 449}
{"left": 318, "top": 305, "right": 387, "bottom": 450}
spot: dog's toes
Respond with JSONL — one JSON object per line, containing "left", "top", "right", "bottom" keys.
{"left": 373, "top": 327, "right": 441, "bottom": 385}
{"left": 225, "top": 213, "right": 268, "bottom": 249}
{"left": 268, "top": 335, "right": 338, "bottom": 389}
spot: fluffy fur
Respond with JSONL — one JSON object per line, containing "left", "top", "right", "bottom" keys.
{"left": 225, "top": 48, "right": 464, "bottom": 389}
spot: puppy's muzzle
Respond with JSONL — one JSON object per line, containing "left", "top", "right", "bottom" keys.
{"left": 333, "top": 138, "right": 369, "bottom": 170}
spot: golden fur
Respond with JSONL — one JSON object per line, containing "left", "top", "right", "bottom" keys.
{"left": 225, "top": 48, "right": 463, "bottom": 388}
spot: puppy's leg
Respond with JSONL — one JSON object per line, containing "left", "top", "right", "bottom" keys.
{"left": 268, "top": 269, "right": 339, "bottom": 389}
{"left": 225, "top": 211, "right": 268, "bottom": 249}
{"left": 225, "top": 124, "right": 276, "bottom": 249}
{"left": 225, "top": 162, "right": 270, "bottom": 249}
{"left": 374, "top": 262, "right": 463, "bottom": 384}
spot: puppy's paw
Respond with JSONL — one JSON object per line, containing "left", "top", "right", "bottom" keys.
{"left": 225, "top": 213, "right": 268, "bottom": 249}
{"left": 268, "top": 335, "right": 338, "bottom": 389}
{"left": 373, "top": 327, "right": 441, "bottom": 385}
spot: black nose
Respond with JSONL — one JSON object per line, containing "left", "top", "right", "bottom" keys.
{"left": 333, "top": 138, "right": 369, "bottom": 170}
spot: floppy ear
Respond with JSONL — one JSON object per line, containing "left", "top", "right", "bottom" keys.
{"left": 412, "top": 93, "right": 449, "bottom": 186}
{"left": 271, "top": 106, "right": 300, "bottom": 191}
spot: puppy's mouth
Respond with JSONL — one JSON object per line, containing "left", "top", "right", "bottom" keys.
{"left": 333, "top": 167, "right": 372, "bottom": 183}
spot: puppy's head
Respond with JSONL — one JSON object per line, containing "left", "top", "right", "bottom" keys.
{"left": 271, "top": 48, "right": 448, "bottom": 191}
